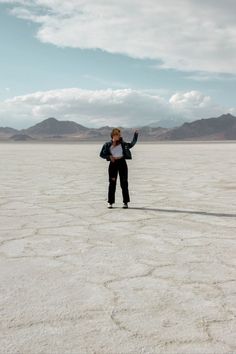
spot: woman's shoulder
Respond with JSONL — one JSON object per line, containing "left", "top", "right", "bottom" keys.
{"left": 103, "top": 141, "right": 112, "bottom": 147}
{"left": 121, "top": 139, "right": 128, "bottom": 145}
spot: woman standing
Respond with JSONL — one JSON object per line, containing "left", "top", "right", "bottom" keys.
{"left": 100, "top": 128, "right": 138, "bottom": 208}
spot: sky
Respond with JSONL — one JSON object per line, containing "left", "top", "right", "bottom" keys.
{"left": 0, "top": 0, "right": 236, "bottom": 129}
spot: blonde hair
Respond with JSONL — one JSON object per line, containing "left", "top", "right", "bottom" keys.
{"left": 110, "top": 128, "right": 121, "bottom": 138}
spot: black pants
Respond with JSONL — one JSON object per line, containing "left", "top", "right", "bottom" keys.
{"left": 108, "top": 158, "right": 130, "bottom": 204}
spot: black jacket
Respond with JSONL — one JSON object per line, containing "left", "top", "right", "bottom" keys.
{"left": 100, "top": 132, "right": 138, "bottom": 161}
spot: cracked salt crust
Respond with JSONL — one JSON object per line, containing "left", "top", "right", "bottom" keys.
{"left": 0, "top": 142, "right": 236, "bottom": 354}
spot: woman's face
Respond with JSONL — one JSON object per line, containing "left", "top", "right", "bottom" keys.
{"left": 112, "top": 132, "right": 121, "bottom": 142}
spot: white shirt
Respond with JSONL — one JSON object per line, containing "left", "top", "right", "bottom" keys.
{"left": 110, "top": 144, "right": 123, "bottom": 158}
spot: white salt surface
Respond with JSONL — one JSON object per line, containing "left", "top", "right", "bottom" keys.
{"left": 0, "top": 142, "right": 236, "bottom": 354}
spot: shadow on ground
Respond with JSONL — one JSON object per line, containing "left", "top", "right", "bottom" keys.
{"left": 129, "top": 207, "right": 236, "bottom": 218}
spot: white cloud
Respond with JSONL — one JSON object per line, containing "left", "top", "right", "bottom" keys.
{"left": 169, "top": 90, "right": 224, "bottom": 120}
{"left": 1, "top": 0, "right": 236, "bottom": 74}
{"left": 186, "top": 72, "right": 236, "bottom": 82}
{"left": 0, "top": 88, "right": 232, "bottom": 129}
{"left": 187, "top": 75, "right": 218, "bottom": 82}
{"left": 229, "top": 107, "right": 236, "bottom": 116}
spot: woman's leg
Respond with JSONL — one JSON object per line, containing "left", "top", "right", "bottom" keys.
{"left": 119, "top": 159, "right": 130, "bottom": 203}
{"left": 108, "top": 161, "right": 118, "bottom": 204}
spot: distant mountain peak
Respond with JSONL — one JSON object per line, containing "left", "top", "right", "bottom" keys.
{"left": 0, "top": 127, "right": 19, "bottom": 135}
{"left": 163, "top": 113, "right": 236, "bottom": 140}
{"left": 44, "top": 117, "right": 58, "bottom": 122}
{"left": 221, "top": 113, "right": 234, "bottom": 118}
{"left": 22, "top": 117, "right": 88, "bottom": 136}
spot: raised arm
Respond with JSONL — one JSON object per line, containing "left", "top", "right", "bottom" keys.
{"left": 128, "top": 130, "right": 138, "bottom": 148}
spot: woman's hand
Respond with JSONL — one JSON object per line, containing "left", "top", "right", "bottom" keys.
{"left": 110, "top": 155, "right": 115, "bottom": 163}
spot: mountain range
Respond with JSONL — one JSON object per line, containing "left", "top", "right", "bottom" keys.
{"left": 0, "top": 114, "right": 236, "bottom": 141}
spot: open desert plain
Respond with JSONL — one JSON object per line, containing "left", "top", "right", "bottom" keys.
{"left": 0, "top": 142, "right": 236, "bottom": 354}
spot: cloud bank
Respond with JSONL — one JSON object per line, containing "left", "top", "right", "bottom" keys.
{"left": 0, "top": 88, "right": 231, "bottom": 129}
{"left": 1, "top": 0, "right": 236, "bottom": 74}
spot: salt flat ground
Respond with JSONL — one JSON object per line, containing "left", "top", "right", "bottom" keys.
{"left": 0, "top": 142, "right": 236, "bottom": 354}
